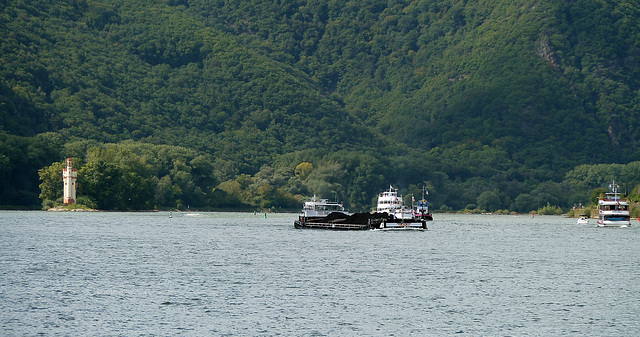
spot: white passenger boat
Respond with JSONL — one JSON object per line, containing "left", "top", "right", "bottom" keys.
{"left": 294, "top": 196, "right": 368, "bottom": 230}
{"left": 597, "top": 181, "right": 630, "bottom": 228}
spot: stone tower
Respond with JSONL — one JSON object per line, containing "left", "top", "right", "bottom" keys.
{"left": 63, "top": 158, "right": 77, "bottom": 204}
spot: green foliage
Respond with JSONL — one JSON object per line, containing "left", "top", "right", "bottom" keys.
{"left": 294, "top": 162, "right": 313, "bottom": 181}
{"left": 1, "top": 132, "right": 63, "bottom": 205}
{"left": 477, "top": 190, "right": 501, "bottom": 212}
{"left": 512, "top": 194, "right": 536, "bottom": 214}
{"left": 628, "top": 185, "right": 640, "bottom": 203}
{"left": 630, "top": 204, "right": 640, "bottom": 219}
{"left": 590, "top": 188, "right": 607, "bottom": 205}
{"left": 75, "top": 196, "right": 97, "bottom": 209}
{"left": 41, "top": 199, "right": 56, "bottom": 210}
{"left": 581, "top": 206, "right": 594, "bottom": 217}
{"left": 537, "top": 203, "right": 564, "bottom": 216}
{"left": 38, "top": 161, "right": 66, "bottom": 202}
{"left": 439, "top": 205, "right": 453, "bottom": 213}
{"left": 4, "top": 0, "right": 640, "bottom": 212}
{"left": 80, "top": 159, "right": 131, "bottom": 210}
{"left": 33, "top": 141, "right": 221, "bottom": 210}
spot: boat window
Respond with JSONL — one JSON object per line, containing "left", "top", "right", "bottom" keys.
{"left": 603, "top": 215, "right": 630, "bottom": 221}
{"left": 602, "top": 204, "right": 629, "bottom": 210}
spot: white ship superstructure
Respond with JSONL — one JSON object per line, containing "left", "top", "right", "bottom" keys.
{"left": 597, "top": 181, "right": 630, "bottom": 228}
{"left": 300, "top": 195, "right": 348, "bottom": 219}
{"left": 376, "top": 186, "right": 405, "bottom": 217}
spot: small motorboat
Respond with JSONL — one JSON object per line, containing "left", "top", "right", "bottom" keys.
{"left": 577, "top": 216, "right": 589, "bottom": 225}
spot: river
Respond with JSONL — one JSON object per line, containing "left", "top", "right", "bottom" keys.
{"left": 1, "top": 211, "right": 638, "bottom": 336}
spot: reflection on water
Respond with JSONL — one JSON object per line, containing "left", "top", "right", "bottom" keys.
{"left": 1, "top": 211, "right": 639, "bottom": 335}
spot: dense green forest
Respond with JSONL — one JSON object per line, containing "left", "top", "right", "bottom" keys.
{"left": 2, "top": 0, "right": 640, "bottom": 212}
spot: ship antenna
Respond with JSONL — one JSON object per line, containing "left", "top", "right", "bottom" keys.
{"left": 421, "top": 185, "right": 429, "bottom": 201}
{"left": 609, "top": 180, "right": 620, "bottom": 200}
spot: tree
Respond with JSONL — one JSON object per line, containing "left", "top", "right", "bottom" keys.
{"left": 38, "top": 161, "right": 66, "bottom": 202}
{"left": 477, "top": 190, "right": 501, "bottom": 212}
{"left": 79, "top": 159, "right": 128, "bottom": 210}
{"left": 512, "top": 193, "right": 536, "bottom": 213}
{"left": 294, "top": 162, "right": 313, "bottom": 180}
{"left": 155, "top": 175, "right": 176, "bottom": 207}
{"left": 590, "top": 188, "right": 607, "bottom": 205}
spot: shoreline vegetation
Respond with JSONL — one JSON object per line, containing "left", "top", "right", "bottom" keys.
{"left": 14, "top": 190, "right": 640, "bottom": 217}
{"left": 2, "top": 202, "right": 633, "bottom": 221}
{"left": 46, "top": 206, "right": 97, "bottom": 212}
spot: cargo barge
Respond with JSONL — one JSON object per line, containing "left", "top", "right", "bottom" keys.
{"left": 294, "top": 186, "right": 432, "bottom": 230}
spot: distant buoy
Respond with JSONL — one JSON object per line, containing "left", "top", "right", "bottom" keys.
{"left": 264, "top": 213, "right": 267, "bottom": 218}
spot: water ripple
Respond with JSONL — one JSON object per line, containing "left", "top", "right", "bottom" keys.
{"left": 1, "top": 212, "right": 639, "bottom": 335}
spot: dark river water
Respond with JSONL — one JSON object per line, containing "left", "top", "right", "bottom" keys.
{"left": 1, "top": 211, "right": 639, "bottom": 336}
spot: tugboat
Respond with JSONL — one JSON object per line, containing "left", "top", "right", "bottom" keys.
{"left": 597, "top": 181, "right": 631, "bottom": 228}
{"left": 414, "top": 186, "right": 433, "bottom": 221}
{"left": 373, "top": 186, "right": 428, "bottom": 230}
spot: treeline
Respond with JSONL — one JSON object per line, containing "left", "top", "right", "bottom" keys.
{"left": 29, "top": 137, "right": 640, "bottom": 212}
{"left": 3, "top": 129, "right": 640, "bottom": 212}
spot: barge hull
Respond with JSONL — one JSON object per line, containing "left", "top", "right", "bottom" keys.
{"left": 293, "top": 212, "right": 428, "bottom": 231}
{"left": 373, "top": 219, "right": 427, "bottom": 230}
{"left": 294, "top": 220, "right": 370, "bottom": 230}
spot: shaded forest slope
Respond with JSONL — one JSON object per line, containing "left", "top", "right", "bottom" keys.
{"left": 187, "top": 0, "right": 640, "bottom": 168}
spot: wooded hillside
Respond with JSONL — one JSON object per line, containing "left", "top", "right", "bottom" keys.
{"left": 2, "top": 0, "right": 640, "bottom": 211}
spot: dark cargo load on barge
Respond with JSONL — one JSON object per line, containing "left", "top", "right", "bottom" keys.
{"left": 294, "top": 212, "right": 426, "bottom": 230}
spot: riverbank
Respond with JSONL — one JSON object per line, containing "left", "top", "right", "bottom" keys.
{"left": 46, "top": 206, "right": 97, "bottom": 212}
